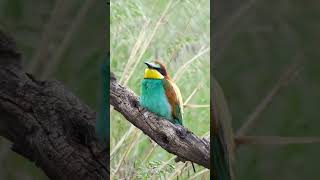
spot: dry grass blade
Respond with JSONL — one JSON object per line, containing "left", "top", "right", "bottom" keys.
{"left": 184, "top": 104, "right": 210, "bottom": 108}
{"left": 141, "top": 143, "right": 158, "bottom": 164}
{"left": 235, "top": 136, "right": 320, "bottom": 145}
{"left": 143, "top": 131, "right": 210, "bottom": 178}
{"left": 150, "top": 155, "right": 177, "bottom": 179}
{"left": 122, "top": 0, "right": 175, "bottom": 86}
{"left": 27, "top": 0, "right": 74, "bottom": 73}
{"left": 148, "top": 131, "right": 209, "bottom": 179}
{"left": 168, "top": 159, "right": 200, "bottom": 179}
{"left": 112, "top": 131, "right": 143, "bottom": 177}
{"left": 183, "top": 82, "right": 202, "bottom": 105}
{"left": 167, "top": 1, "right": 201, "bottom": 63}
{"left": 173, "top": 46, "right": 209, "bottom": 82}
{"left": 236, "top": 57, "right": 304, "bottom": 136}
{"left": 153, "top": 131, "right": 209, "bottom": 177}
{"left": 40, "top": 0, "right": 96, "bottom": 79}
{"left": 201, "top": 131, "right": 210, "bottom": 138}
{"left": 130, "top": 143, "right": 158, "bottom": 179}
{"left": 151, "top": 131, "right": 210, "bottom": 179}
{"left": 119, "top": 20, "right": 150, "bottom": 84}
{"left": 189, "top": 169, "right": 210, "bottom": 180}
{"left": 167, "top": 162, "right": 188, "bottom": 180}
{"left": 110, "top": 125, "right": 135, "bottom": 159}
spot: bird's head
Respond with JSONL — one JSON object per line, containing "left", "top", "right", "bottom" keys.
{"left": 144, "top": 60, "right": 169, "bottom": 79}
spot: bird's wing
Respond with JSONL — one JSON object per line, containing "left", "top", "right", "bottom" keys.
{"left": 163, "top": 78, "right": 183, "bottom": 125}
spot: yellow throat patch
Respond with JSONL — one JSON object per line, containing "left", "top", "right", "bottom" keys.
{"left": 144, "top": 68, "right": 164, "bottom": 79}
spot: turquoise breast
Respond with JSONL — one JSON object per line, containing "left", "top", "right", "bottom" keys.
{"left": 140, "top": 79, "right": 173, "bottom": 121}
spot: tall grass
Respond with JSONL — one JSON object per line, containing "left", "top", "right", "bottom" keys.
{"left": 110, "top": 0, "right": 210, "bottom": 179}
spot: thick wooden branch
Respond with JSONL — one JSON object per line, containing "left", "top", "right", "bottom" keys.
{"left": 0, "top": 31, "right": 109, "bottom": 180}
{"left": 110, "top": 73, "right": 210, "bottom": 169}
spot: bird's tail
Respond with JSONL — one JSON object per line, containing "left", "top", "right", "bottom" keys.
{"left": 212, "top": 134, "right": 231, "bottom": 180}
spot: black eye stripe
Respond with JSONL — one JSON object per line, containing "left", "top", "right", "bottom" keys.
{"left": 146, "top": 63, "right": 166, "bottom": 76}
{"left": 157, "top": 68, "right": 166, "bottom": 76}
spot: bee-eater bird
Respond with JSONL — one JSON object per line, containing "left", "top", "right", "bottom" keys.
{"left": 140, "top": 61, "right": 195, "bottom": 172}
{"left": 96, "top": 53, "right": 109, "bottom": 145}
{"left": 140, "top": 61, "right": 183, "bottom": 125}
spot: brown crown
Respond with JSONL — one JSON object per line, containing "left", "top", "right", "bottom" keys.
{"left": 154, "top": 60, "right": 170, "bottom": 78}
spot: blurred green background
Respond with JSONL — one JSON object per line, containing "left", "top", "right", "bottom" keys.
{"left": 214, "top": 1, "right": 320, "bottom": 179}
{"left": 0, "top": 0, "right": 106, "bottom": 179}
{"left": 110, "top": 0, "right": 210, "bottom": 179}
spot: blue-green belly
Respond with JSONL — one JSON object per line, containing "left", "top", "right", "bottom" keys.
{"left": 140, "top": 79, "right": 173, "bottom": 121}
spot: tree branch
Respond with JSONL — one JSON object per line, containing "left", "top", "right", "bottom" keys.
{"left": 110, "top": 73, "right": 210, "bottom": 169}
{"left": 0, "top": 30, "right": 109, "bottom": 180}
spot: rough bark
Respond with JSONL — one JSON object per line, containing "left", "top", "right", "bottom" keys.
{"left": 110, "top": 73, "right": 210, "bottom": 169}
{"left": 0, "top": 31, "right": 109, "bottom": 179}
